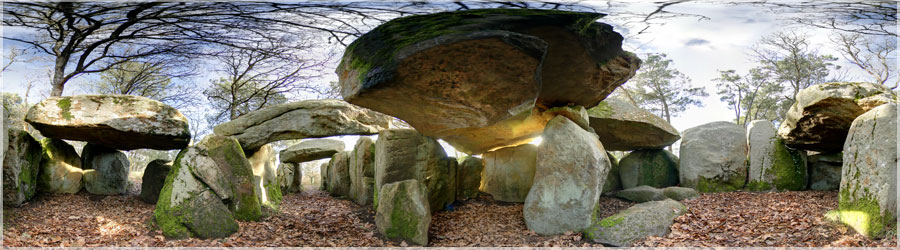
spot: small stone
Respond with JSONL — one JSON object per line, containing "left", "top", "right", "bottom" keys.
{"left": 584, "top": 199, "right": 687, "bottom": 246}
{"left": 615, "top": 185, "right": 665, "bottom": 203}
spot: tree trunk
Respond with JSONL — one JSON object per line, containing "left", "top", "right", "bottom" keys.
{"left": 50, "top": 56, "right": 68, "bottom": 97}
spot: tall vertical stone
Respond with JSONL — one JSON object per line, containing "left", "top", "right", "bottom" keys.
{"left": 81, "top": 143, "right": 130, "bottom": 195}
{"left": 746, "top": 120, "right": 807, "bottom": 191}
{"left": 350, "top": 137, "right": 376, "bottom": 205}
{"left": 327, "top": 151, "right": 352, "bottom": 197}
{"left": 248, "top": 144, "right": 282, "bottom": 212}
{"left": 374, "top": 129, "right": 456, "bottom": 212}
{"left": 37, "top": 138, "right": 83, "bottom": 194}
{"left": 456, "top": 156, "right": 484, "bottom": 201}
{"left": 480, "top": 144, "right": 537, "bottom": 202}
{"left": 3, "top": 129, "right": 42, "bottom": 206}
{"left": 679, "top": 122, "right": 748, "bottom": 192}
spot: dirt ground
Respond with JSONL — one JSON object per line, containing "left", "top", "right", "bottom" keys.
{"left": 1, "top": 189, "right": 895, "bottom": 247}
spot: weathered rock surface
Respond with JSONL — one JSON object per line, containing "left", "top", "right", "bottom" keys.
{"left": 584, "top": 199, "right": 687, "bottom": 246}
{"left": 213, "top": 99, "right": 391, "bottom": 152}
{"left": 662, "top": 186, "right": 699, "bottom": 201}
{"left": 319, "top": 162, "right": 328, "bottom": 191}
{"left": 778, "top": 82, "right": 895, "bottom": 152}
{"left": 81, "top": 143, "right": 130, "bottom": 195}
{"left": 375, "top": 179, "right": 431, "bottom": 246}
{"left": 37, "top": 138, "right": 83, "bottom": 194}
{"left": 278, "top": 162, "right": 301, "bottom": 193}
{"left": 602, "top": 152, "right": 621, "bottom": 194}
{"left": 679, "top": 122, "right": 748, "bottom": 192}
{"left": 338, "top": 9, "right": 639, "bottom": 155}
{"left": 194, "top": 135, "right": 262, "bottom": 221}
{"left": 746, "top": 120, "right": 807, "bottom": 191}
{"left": 618, "top": 149, "right": 679, "bottom": 189}
{"left": 374, "top": 129, "right": 456, "bottom": 212}
{"left": 249, "top": 144, "right": 282, "bottom": 212}
{"left": 524, "top": 116, "right": 609, "bottom": 235}
{"left": 349, "top": 137, "right": 376, "bottom": 205}
{"left": 25, "top": 95, "right": 190, "bottom": 150}
{"left": 615, "top": 185, "right": 665, "bottom": 203}
{"left": 480, "top": 144, "right": 537, "bottom": 203}
{"left": 456, "top": 156, "right": 484, "bottom": 201}
{"left": 835, "top": 103, "right": 897, "bottom": 237}
{"left": 588, "top": 98, "right": 680, "bottom": 151}
{"left": 807, "top": 152, "right": 842, "bottom": 190}
{"left": 3, "top": 129, "right": 42, "bottom": 206}
{"left": 326, "top": 151, "right": 352, "bottom": 197}
{"left": 140, "top": 159, "right": 172, "bottom": 204}
{"left": 280, "top": 139, "right": 345, "bottom": 163}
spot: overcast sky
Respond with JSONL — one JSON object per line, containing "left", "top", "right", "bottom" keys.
{"left": 1, "top": 1, "right": 890, "bottom": 155}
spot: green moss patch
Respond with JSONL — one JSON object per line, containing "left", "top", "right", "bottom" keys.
{"left": 56, "top": 97, "right": 74, "bottom": 120}
{"left": 835, "top": 188, "right": 894, "bottom": 237}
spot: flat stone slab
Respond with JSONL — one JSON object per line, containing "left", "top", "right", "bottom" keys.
{"left": 279, "top": 139, "right": 345, "bottom": 163}
{"left": 588, "top": 98, "right": 680, "bottom": 151}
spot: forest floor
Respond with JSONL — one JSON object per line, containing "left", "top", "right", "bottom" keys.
{"left": 1, "top": 189, "right": 896, "bottom": 247}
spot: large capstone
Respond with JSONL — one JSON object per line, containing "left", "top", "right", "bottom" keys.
{"left": 679, "top": 121, "right": 748, "bottom": 192}
{"left": 338, "top": 9, "right": 639, "bottom": 155}
{"left": 584, "top": 199, "right": 687, "bottom": 247}
{"left": 280, "top": 139, "right": 345, "bottom": 163}
{"left": 833, "top": 103, "right": 897, "bottom": 237}
{"left": 480, "top": 144, "right": 537, "bottom": 203}
{"left": 807, "top": 152, "right": 842, "bottom": 190}
{"left": 587, "top": 98, "right": 680, "bottom": 151}
{"left": 37, "top": 138, "right": 83, "bottom": 194}
{"left": 746, "top": 120, "right": 807, "bottom": 191}
{"left": 140, "top": 159, "right": 172, "bottom": 204}
{"left": 524, "top": 116, "right": 609, "bottom": 235}
{"left": 3, "top": 129, "right": 42, "bottom": 206}
{"left": 81, "top": 143, "right": 130, "bottom": 195}
{"left": 213, "top": 99, "right": 391, "bottom": 152}
{"left": 349, "top": 137, "right": 376, "bottom": 206}
{"left": 248, "top": 144, "right": 282, "bottom": 212}
{"left": 374, "top": 129, "right": 456, "bottom": 212}
{"left": 25, "top": 95, "right": 190, "bottom": 150}
{"left": 777, "top": 82, "right": 895, "bottom": 152}
{"left": 617, "top": 149, "right": 679, "bottom": 189}
{"left": 375, "top": 179, "right": 431, "bottom": 246}
{"left": 456, "top": 156, "right": 484, "bottom": 201}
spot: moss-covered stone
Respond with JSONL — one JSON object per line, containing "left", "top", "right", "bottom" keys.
{"left": 618, "top": 149, "right": 679, "bottom": 189}
{"left": 3, "top": 129, "right": 43, "bottom": 206}
{"left": 197, "top": 135, "right": 262, "bottom": 221}
{"left": 375, "top": 179, "right": 431, "bottom": 246}
{"left": 584, "top": 199, "right": 686, "bottom": 246}
{"left": 37, "top": 138, "right": 83, "bottom": 194}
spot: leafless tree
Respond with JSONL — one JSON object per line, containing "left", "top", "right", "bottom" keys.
{"left": 746, "top": 1, "right": 896, "bottom": 37}
{"left": 831, "top": 32, "right": 897, "bottom": 88}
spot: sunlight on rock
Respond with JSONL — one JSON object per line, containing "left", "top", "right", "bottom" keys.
{"left": 528, "top": 136, "right": 543, "bottom": 146}
{"left": 825, "top": 210, "right": 870, "bottom": 236}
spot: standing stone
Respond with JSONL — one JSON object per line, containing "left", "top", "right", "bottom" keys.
{"left": 37, "top": 138, "right": 83, "bottom": 194}
{"left": 280, "top": 139, "right": 345, "bottom": 163}
{"left": 24, "top": 95, "right": 191, "bottom": 150}
{"left": 777, "top": 82, "right": 895, "bottom": 152}
{"left": 602, "top": 152, "right": 622, "bottom": 194}
{"left": 679, "top": 121, "right": 748, "bottom": 192}
{"left": 584, "top": 199, "right": 687, "bottom": 246}
{"left": 480, "top": 144, "right": 537, "bottom": 202}
{"left": 375, "top": 179, "right": 431, "bottom": 246}
{"left": 278, "top": 162, "right": 301, "bottom": 193}
{"left": 524, "top": 116, "right": 609, "bottom": 235}
{"left": 374, "top": 129, "right": 456, "bottom": 212}
{"left": 248, "top": 144, "right": 282, "bottom": 212}
{"left": 327, "top": 151, "right": 352, "bottom": 197}
{"left": 834, "top": 103, "right": 897, "bottom": 237}
{"left": 140, "top": 159, "right": 172, "bottom": 204}
{"left": 349, "top": 137, "right": 376, "bottom": 205}
{"left": 807, "top": 152, "right": 842, "bottom": 190}
{"left": 588, "top": 98, "right": 681, "bottom": 151}
{"left": 746, "top": 120, "right": 807, "bottom": 191}
{"left": 3, "top": 129, "right": 42, "bottom": 206}
{"left": 319, "top": 162, "right": 328, "bottom": 191}
{"left": 618, "top": 149, "right": 679, "bottom": 189}
{"left": 195, "top": 135, "right": 262, "bottom": 221}
{"left": 456, "top": 156, "right": 484, "bottom": 201}
{"left": 81, "top": 143, "right": 130, "bottom": 195}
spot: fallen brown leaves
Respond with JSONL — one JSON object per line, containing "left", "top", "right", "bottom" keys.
{"left": 634, "top": 191, "right": 897, "bottom": 247}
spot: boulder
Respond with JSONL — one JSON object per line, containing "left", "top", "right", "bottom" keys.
{"left": 3, "top": 129, "right": 42, "bottom": 206}
{"left": 480, "top": 144, "right": 537, "bottom": 202}
{"left": 807, "top": 152, "right": 842, "bottom": 190}
{"left": 213, "top": 99, "right": 390, "bottom": 152}
{"left": 584, "top": 199, "right": 687, "bottom": 246}
{"left": 278, "top": 162, "right": 301, "bottom": 193}
{"left": 602, "top": 152, "right": 622, "bottom": 194}
{"left": 338, "top": 9, "right": 639, "bottom": 155}
{"left": 349, "top": 137, "right": 376, "bottom": 205}
{"left": 746, "top": 120, "right": 807, "bottom": 191}
{"left": 326, "top": 151, "right": 352, "bottom": 197}
{"left": 662, "top": 186, "right": 699, "bottom": 201}
{"left": 588, "top": 98, "right": 680, "bottom": 151}
{"left": 618, "top": 149, "right": 679, "bottom": 189}
{"left": 25, "top": 95, "right": 190, "bottom": 150}
{"left": 375, "top": 179, "right": 431, "bottom": 246}
{"left": 374, "top": 129, "right": 456, "bottom": 212}
{"left": 777, "top": 82, "right": 895, "bottom": 152}
{"left": 456, "top": 156, "right": 484, "bottom": 201}
{"left": 154, "top": 147, "right": 239, "bottom": 239}
{"left": 37, "top": 138, "right": 83, "bottom": 194}
{"left": 280, "top": 139, "right": 345, "bottom": 163}
{"left": 140, "top": 159, "right": 172, "bottom": 204}
{"left": 248, "top": 144, "right": 282, "bottom": 212}
{"left": 524, "top": 116, "right": 609, "bottom": 235}
{"left": 834, "top": 103, "right": 897, "bottom": 237}
{"left": 615, "top": 185, "right": 665, "bottom": 203}
{"left": 679, "top": 121, "right": 748, "bottom": 192}
{"left": 194, "top": 135, "right": 262, "bottom": 221}
{"left": 81, "top": 143, "right": 130, "bottom": 195}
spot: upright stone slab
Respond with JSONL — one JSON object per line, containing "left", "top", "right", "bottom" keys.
{"left": 248, "top": 144, "right": 282, "bottom": 211}
{"left": 37, "top": 138, "right": 83, "bottom": 194}
{"left": 81, "top": 143, "right": 130, "bottom": 195}
{"left": 195, "top": 135, "right": 262, "bottom": 221}
{"left": 746, "top": 120, "right": 807, "bottom": 191}
{"left": 584, "top": 199, "right": 687, "bottom": 246}
{"left": 140, "top": 159, "right": 172, "bottom": 204}
{"left": 679, "top": 122, "right": 748, "bottom": 192}
{"left": 349, "top": 137, "right": 376, "bottom": 205}
{"left": 319, "top": 162, "right": 328, "bottom": 191}
{"left": 280, "top": 139, "right": 345, "bottom": 163}
{"left": 588, "top": 98, "right": 680, "bottom": 151}
{"left": 834, "top": 103, "right": 897, "bottom": 237}
{"left": 618, "top": 149, "right": 679, "bottom": 189}
{"left": 807, "top": 152, "right": 842, "bottom": 190}
{"left": 374, "top": 129, "right": 456, "bottom": 212}
{"left": 456, "top": 156, "right": 484, "bottom": 201}
{"left": 327, "top": 151, "right": 352, "bottom": 197}
{"left": 375, "top": 179, "right": 431, "bottom": 246}
{"left": 25, "top": 95, "right": 191, "bottom": 150}
{"left": 3, "top": 129, "right": 42, "bottom": 206}
{"left": 602, "top": 152, "right": 621, "bottom": 194}
{"left": 480, "top": 144, "right": 537, "bottom": 202}
{"left": 524, "top": 116, "right": 609, "bottom": 235}
{"left": 278, "top": 162, "right": 301, "bottom": 193}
